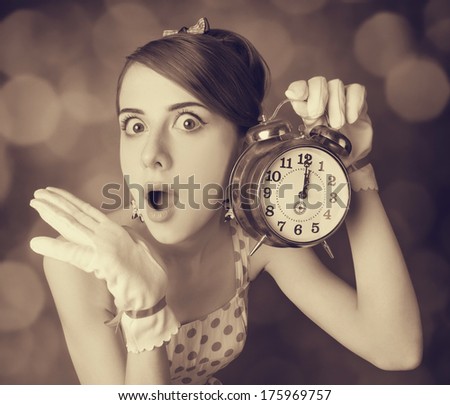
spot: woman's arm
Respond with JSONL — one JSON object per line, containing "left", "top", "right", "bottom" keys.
{"left": 260, "top": 188, "right": 422, "bottom": 371}
{"left": 44, "top": 255, "right": 125, "bottom": 384}
{"left": 258, "top": 76, "right": 422, "bottom": 370}
{"left": 345, "top": 188, "right": 422, "bottom": 367}
{"left": 44, "top": 255, "right": 172, "bottom": 384}
{"left": 30, "top": 188, "right": 176, "bottom": 384}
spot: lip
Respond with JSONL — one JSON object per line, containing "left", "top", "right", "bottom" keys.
{"left": 144, "top": 183, "right": 176, "bottom": 223}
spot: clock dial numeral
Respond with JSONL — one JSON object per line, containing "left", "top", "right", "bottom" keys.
{"left": 318, "top": 161, "right": 324, "bottom": 171}
{"left": 294, "top": 224, "right": 303, "bottom": 235}
{"left": 263, "top": 187, "right": 272, "bottom": 198}
{"left": 280, "top": 157, "right": 292, "bottom": 169}
{"left": 265, "top": 170, "right": 281, "bottom": 182}
{"left": 298, "top": 153, "right": 312, "bottom": 166}
{"left": 323, "top": 209, "right": 331, "bottom": 220}
{"left": 327, "top": 174, "right": 336, "bottom": 187}
{"left": 265, "top": 205, "right": 275, "bottom": 216}
{"left": 277, "top": 221, "right": 286, "bottom": 232}
{"left": 311, "top": 223, "right": 320, "bottom": 233}
{"left": 329, "top": 192, "right": 337, "bottom": 204}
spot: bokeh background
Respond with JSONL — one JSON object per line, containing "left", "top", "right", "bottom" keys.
{"left": 0, "top": 0, "right": 449, "bottom": 385}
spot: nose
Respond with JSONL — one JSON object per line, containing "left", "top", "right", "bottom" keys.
{"left": 141, "top": 130, "right": 172, "bottom": 170}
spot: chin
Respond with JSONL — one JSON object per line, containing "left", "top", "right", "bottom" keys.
{"left": 143, "top": 208, "right": 218, "bottom": 246}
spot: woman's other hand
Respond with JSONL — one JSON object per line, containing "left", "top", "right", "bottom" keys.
{"left": 285, "top": 77, "right": 373, "bottom": 167}
{"left": 29, "top": 187, "right": 167, "bottom": 312}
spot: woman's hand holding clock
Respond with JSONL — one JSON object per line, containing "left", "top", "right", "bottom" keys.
{"left": 285, "top": 76, "right": 373, "bottom": 168}
{"left": 29, "top": 187, "right": 168, "bottom": 313}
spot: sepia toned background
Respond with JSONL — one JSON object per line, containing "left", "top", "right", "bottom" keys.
{"left": 0, "top": 0, "right": 449, "bottom": 384}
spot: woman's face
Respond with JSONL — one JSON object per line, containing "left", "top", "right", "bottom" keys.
{"left": 118, "top": 62, "right": 241, "bottom": 245}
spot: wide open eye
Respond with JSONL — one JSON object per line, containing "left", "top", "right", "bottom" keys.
{"left": 173, "top": 112, "right": 206, "bottom": 132}
{"left": 121, "top": 116, "right": 147, "bottom": 136}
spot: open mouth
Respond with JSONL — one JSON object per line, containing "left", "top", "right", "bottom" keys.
{"left": 146, "top": 184, "right": 175, "bottom": 212}
{"left": 147, "top": 190, "right": 168, "bottom": 210}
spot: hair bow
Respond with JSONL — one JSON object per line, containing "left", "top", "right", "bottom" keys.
{"left": 163, "top": 17, "right": 210, "bottom": 37}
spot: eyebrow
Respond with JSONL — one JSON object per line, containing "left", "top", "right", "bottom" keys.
{"left": 119, "top": 108, "right": 144, "bottom": 115}
{"left": 168, "top": 102, "right": 208, "bottom": 111}
{"left": 119, "top": 102, "right": 207, "bottom": 116}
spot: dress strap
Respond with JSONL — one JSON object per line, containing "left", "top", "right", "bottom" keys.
{"left": 229, "top": 220, "right": 251, "bottom": 290}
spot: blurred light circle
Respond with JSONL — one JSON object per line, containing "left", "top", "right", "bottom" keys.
{"left": 381, "top": 180, "right": 436, "bottom": 247}
{"left": 76, "top": 158, "right": 123, "bottom": 212}
{"left": 0, "top": 96, "right": 13, "bottom": 139}
{"left": 0, "top": 329, "right": 35, "bottom": 377}
{"left": 354, "top": 12, "right": 414, "bottom": 77}
{"left": 0, "top": 138, "right": 13, "bottom": 204}
{"left": 0, "top": 9, "right": 62, "bottom": 77}
{"left": 59, "top": 62, "right": 96, "bottom": 94}
{"left": 424, "top": 0, "right": 450, "bottom": 26}
{"left": 8, "top": 219, "right": 58, "bottom": 282}
{"left": 58, "top": 60, "right": 118, "bottom": 125}
{"left": 44, "top": 112, "right": 84, "bottom": 161}
{"left": 270, "top": 0, "right": 328, "bottom": 15}
{"left": 0, "top": 261, "right": 46, "bottom": 332}
{"left": 92, "top": 3, "right": 162, "bottom": 70}
{"left": 61, "top": 91, "right": 110, "bottom": 125}
{"left": 427, "top": 18, "right": 450, "bottom": 52}
{"left": 385, "top": 56, "right": 450, "bottom": 122}
{"left": 0, "top": 75, "right": 62, "bottom": 146}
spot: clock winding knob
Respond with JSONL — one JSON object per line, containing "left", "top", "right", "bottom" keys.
{"left": 309, "top": 125, "right": 352, "bottom": 158}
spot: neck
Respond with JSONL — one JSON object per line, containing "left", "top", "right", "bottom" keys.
{"left": 153, "top": 213, "right": 231, "bottom": 272}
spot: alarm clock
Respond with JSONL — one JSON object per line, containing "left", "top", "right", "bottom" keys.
{"left": 227, "top": 99, "right": 352, "bottom": 258}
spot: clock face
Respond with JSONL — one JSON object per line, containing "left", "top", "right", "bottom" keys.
{"left": 260, "top": 145, "right": 350, "bottom": 244}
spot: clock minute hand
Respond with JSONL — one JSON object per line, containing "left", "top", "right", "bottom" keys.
{"left": 299, "top": 167, "right": 310, "bottom": 199}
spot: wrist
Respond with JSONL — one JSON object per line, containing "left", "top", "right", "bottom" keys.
{"left": 121, "top": 303, "right": 180, "bottom": 353}
{"left": 348, "top": 159, "right": 378, "bottom": 192}
{"left": 105, "top": 297, "right": 180, "bottom": 353}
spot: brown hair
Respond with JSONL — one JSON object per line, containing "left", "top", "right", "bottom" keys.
{"left": 116, "top": 28, "right": 270, "bottom": 135}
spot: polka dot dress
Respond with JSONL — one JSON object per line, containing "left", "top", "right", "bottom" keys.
{"left": 166, "top": 220, "right": 250, "bottom": 385}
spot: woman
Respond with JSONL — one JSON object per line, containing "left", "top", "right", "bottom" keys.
{"left": 29, "top": 19, "right": 422, "bottom": 385}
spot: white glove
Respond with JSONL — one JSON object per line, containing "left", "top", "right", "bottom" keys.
{"left": 285, "top": 76, "right": 373, "bottom": 168}
{"left": 29, "top": 187, "right": 168, "bottom": 312}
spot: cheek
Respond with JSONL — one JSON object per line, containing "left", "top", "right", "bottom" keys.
{"left": 185, "top": 135, "right": 240, "bottom": 188}
{"left": 120, "top": 137, "right": 143, "bottom": 175}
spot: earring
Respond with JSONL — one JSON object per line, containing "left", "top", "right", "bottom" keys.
{"left": 222, "top": 198, "right": 235, "bottom": 222}
{"left": 131, "top": 200, "right": 145, "bottom": 223}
